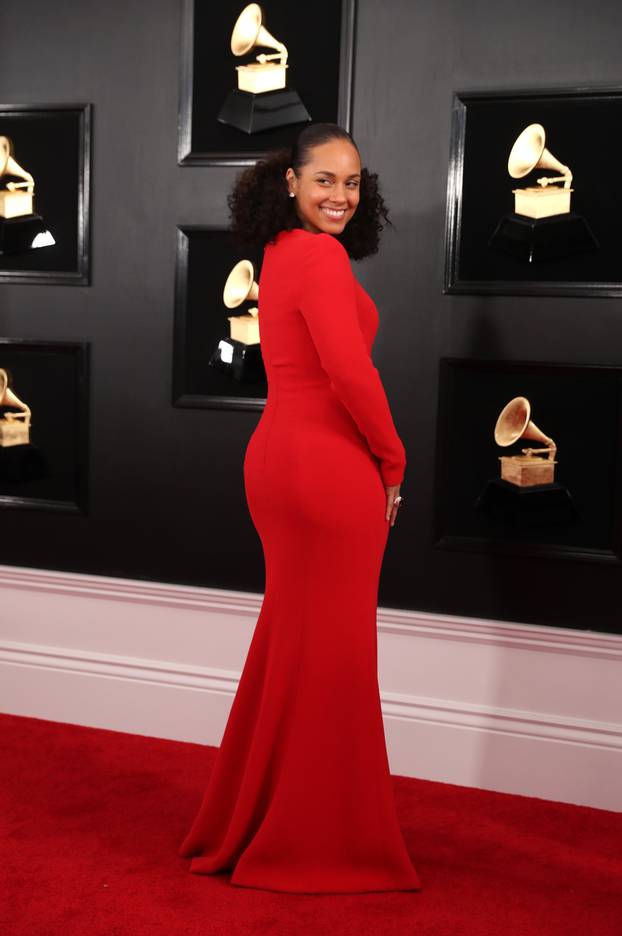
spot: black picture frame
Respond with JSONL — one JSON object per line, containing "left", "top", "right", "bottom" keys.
{"left": 0, "top": 339, "right": 90, "bottom": 513}
{"left": 0, "top": 104, "right": 91, "bottom": 285}
{"left": 433, "top": 357, "right": 622, "bottom": 564}
{"left": 172, "top": 225, "right": 266, "bottom": 410}
{"left": 178, "top": 0, "right": 357, "bottom": 166}
{"left": 444, "top": 86, "right": 622, "bottom": 297}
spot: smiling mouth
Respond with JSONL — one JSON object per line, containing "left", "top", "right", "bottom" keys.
{"left": 321, "top": 207, "right": 347, "bottom": 219}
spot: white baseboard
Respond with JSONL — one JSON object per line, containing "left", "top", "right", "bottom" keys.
{"left": 1, "top": 563, "right": 621, "bottom": 811}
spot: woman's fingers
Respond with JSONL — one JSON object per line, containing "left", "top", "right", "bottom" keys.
{"left": 389, "top": 498, "right": 401, "bottom": 526}
{"left": 385, "top": 486, "right": 402, "bottom": 525}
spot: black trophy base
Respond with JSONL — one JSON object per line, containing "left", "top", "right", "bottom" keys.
{"left": 208, "top": 337, "right": 266, "bottom": 383}
{"left": 0, "top": 214, "right": 52, "bottom": 255}
{"left": 0, "top": 444, "right": 48, "bottom": 482}
{"left": 488, "top": 212, "right": 599, "bottom": 263}
{"left": 475, "top": 478, "right": 578, "bottom": 529}
{"left": 217, "top": 87, "right": 312, "bottom": 134}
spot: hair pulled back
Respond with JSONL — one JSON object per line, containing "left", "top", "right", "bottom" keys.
{"left": 227, "top": 122, "right": 392, "bottom": 260}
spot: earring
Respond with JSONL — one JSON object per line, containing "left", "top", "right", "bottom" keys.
{"left": 289, "top": 191, "right": 295, "bottom": 198}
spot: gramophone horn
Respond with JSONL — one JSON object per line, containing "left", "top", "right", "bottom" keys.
{"left": 494, "top": 396, "right": 553, "bottom": 450}
{"left": 508, "top": 123, "right": 572, "bottom": 185}
{"left": 223, "top": 259, "right": 259, "bottom": 309}
{"left": 0, "top": 368, "right": 31, "bottom": 417}
{"left": 0, "top": 135, "right": 35, "bottom": 191}
{"left": 231, "top": 3, "right": 284, "bottom": 58}
{"left": 0, "top": 137, "right": 11, "bottom": 175}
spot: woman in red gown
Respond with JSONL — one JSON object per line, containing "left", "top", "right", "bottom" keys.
{"left": 179, "top": 123, "right": 421, "bottom": 895}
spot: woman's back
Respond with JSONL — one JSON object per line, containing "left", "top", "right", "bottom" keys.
{"left": 258, "top": 227, "right": 379, "bottom": 393}
{"left": 251, "top": 227, "right": 406, "bottom": 488}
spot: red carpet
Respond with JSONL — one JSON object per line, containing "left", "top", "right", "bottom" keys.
{"left": 1, "top": 712, "right": 621, "bottom": 935}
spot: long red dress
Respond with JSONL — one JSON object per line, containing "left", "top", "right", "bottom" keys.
{"left": 178, "top": 227, "right": 421, "bottom": 894}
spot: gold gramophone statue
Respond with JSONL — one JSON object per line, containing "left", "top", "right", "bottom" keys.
{"left": 0, "top": 136, "right": 55, "bottom": 255}
{"left": 0, "top": 368, "right": 31, "bottom": 447}
{"left": 488, "top": 123, "right": 598, "bottom": 262}
{"left": 217, "top": 4, "right": 311, "bottom": 134}
{"left": 208, "top": 259, "right": 266, "bottom": 382}
{"left": 476, "top": 394, "right": 576, "bottom": 528}
{"left": 494, "top": 396, "right": 556, "bottom": 486}
{"left": 224, "top": 259, "right": 260, "bottom": 344}
{"left": 509, "top": 123, "right": 573, "bottom": 220}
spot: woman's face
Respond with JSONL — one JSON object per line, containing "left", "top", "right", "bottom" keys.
{"left": 285, "top": 139, "right": 361, "bottom": 235}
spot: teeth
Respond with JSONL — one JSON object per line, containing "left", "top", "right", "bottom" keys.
{"left": 322, "top": 208, "right": 346, "bottom": 218}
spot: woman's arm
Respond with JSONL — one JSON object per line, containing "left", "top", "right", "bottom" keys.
{"left": 298, "top": 233, "right": 406, "bottom": 487}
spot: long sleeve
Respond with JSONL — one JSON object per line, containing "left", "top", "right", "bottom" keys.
{"left": 297, "top": 233, "right": 406, "bottom": 486}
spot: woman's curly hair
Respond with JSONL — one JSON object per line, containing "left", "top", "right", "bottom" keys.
{"left": 227, "top": 123, "right": 392, "bottom": 261}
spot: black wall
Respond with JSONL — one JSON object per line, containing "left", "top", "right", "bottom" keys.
{"left": 1, "top": 0, "right": 621, "bottom": 634}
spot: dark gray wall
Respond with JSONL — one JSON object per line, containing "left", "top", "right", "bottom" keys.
{"left": 1, "top": 0, "right": 621, "bottom": 633}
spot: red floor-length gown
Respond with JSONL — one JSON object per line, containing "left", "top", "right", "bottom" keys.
{"left": 178, "top": 227, "right": 421, "bottom": 894}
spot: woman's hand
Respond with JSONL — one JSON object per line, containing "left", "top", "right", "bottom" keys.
{"left": 385, "top": 485, "right": 403, "bottom": 527}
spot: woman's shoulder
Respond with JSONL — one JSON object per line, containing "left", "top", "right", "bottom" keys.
{"left": 270, "top": 228, "right": 347, "bottom": 257}
{"left": 280, "top": 230, "right": 350, "bottom": 270}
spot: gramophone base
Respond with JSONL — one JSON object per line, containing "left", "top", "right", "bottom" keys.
{"left": 0, "top": 214, "right": 53, "bottom": 255}
{"left": 475, "top": 478, "right": 578, "bottom": 529}
{"left": 499, "top": 455, "right": 556, "bottom": 487}
{"left": 0, "top": 444, "right": 48, "bottom": 482}
{"left": 488, "top": 212, "right": 599, "bottom": 263}
{"left": 208, "top": 337, "right": 266, "bottom": 383}
{"left": 217, "top": 87, "right": 311, "bottom": 134}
